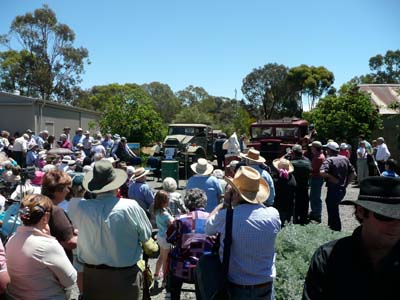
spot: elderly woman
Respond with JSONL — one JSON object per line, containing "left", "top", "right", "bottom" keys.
{"left": 59, "top": 134, "right": 72, "bottom": 150}
{"left": 163, "top": 177, "right": 187, "bottom": 217}
{"left": 6, "top": 194, "right": 77, "bottom": 300}
{"left": 166, "top": 188, "right": 213, "bottom": 300}
{"left": 41, "top": 169, "right": 77, "bottom": 262}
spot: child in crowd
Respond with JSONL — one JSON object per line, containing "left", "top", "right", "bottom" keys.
{"left": 381, "top": 158, "right": 399, "bottom": 178}
{"left": 154, "top": 190, "right": 174, "bottom": 288}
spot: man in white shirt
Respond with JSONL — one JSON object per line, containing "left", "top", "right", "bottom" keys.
{"left": 12, "top": 134, "right": 29, "bottom": 167}
{"left": 375, "top": 137, "right": 391, "bottom": 173}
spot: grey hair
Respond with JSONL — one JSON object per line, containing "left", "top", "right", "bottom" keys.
{"left": 93, "top": 152, "right": 104, "bottom": 161}
{"left": 184, "top": 188, "right": 207, "bottom": 211}
{"left": 212, "top": 169, "right": 224, "bottom": 179}
{"left": 163, "top": 177, "right": 177, "bottom": 192}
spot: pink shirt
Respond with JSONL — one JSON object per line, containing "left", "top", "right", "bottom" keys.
{"left": 6, "top": 226, "right": 76, "bottom": 300}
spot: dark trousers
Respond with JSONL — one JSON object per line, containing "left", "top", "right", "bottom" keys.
{"left": 325, "top": 185, "right": 346, "bottom": 231}
{"left": 309, "top": 177, "right": 323, "bottom": 221}
{"left": 377, "top": 161, "right": 386, "bottom": 174}
{"left": 83, "top": 264, "right": 143, "bottom": 300}
{"left": 294, "top": 187, "right": 309, "bottom": 225}
{"left": 168, "top": 274, "right": 201, "bottom": 300}
{"left": 216, "top": 155, "right": 225, "bottom": 169}
{"left": 12, "top": 151, "right": 25, "bottom": 167}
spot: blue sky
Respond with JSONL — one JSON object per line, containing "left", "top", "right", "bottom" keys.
{"left": 1, "top": 0, "right": 399, "bottom": 100}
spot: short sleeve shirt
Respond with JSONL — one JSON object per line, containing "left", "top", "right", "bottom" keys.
{"left": 156, "top": 209, "right": 174, "bottom": 238}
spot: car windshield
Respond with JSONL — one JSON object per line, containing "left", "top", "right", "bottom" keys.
{"left": 276, "top": 127, "right": 299, "bottom": 138}
{"left": 251, "top": 126, "right": 299, "bottom": 139}
{"left": 168, "top": 127, "right": 201, "bottom": 135}
{"left": 251, "top": 127, "right": 272, "bottom": 138}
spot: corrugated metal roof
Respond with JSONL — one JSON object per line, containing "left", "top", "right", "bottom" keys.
{"left": 358, "top": 84, "right": 400, "bottom": 114}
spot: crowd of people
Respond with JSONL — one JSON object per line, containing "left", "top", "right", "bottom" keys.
{"left": 0, "top": 126, "right": 397, "bottom": 300}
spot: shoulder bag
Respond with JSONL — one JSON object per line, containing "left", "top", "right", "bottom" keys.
{"left": 195, "top": 202, "right": 233, "bottom": 300}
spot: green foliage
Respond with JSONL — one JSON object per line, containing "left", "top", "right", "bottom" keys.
{"left": 287, "top": 65, "right": 335, "bottom": 110}
{"left": 173, "top": 106, "right": 214, "bottom": 124}
{"left": 141, "top": 82, "right": 182, "bottom": 124}
{"left": 275, "top": 224, "right": 349, "bottom": 300}
{"left": 306, "top": 83, "right": 382, "bottom": 142}
{"left": 241, "top": 63, "right": 302, "bottom": 119}
{"left": 353, "top": 49, "right": 400, "bottom": 84}
{"left": 85, "top": 83, "right": 164, "bottom": 146}
{"left": 176, "top": 85, "right": 210, "bottom": 106}
{"left": 0, "top": 5, "right": 89, "bottom": 102}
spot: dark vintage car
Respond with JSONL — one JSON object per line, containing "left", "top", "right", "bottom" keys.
{"left": 247, "top": 118, "right": 309, "bottom": 161}
{"left": 161, "top": 123, "right": 214, "bottom": 167}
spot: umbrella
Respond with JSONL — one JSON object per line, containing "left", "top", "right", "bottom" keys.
{"left": 47, "top": 148, "right": 73, "bottom": 156}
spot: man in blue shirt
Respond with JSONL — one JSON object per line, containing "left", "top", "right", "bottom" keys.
{"left": 206, "top": 166, "right": 281, "bottom": 300}
{"left": 186, "top": 158, "right": 223, "bottom": 212}
{"left": 72, "top": 128, "right": 84, "bottom": 148}
{"left": 69, "top": 160, "right": 152, "bottom": 300}
{"left": 128, "top": 167, "right": 154, "bottom": 214}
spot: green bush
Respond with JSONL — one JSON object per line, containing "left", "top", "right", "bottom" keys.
{"left": 275, "top": 224, "right": 350, "bottom": 300}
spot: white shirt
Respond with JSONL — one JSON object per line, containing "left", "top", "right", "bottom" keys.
{"left": 375, "top": 143, "right": 390, "bottom": 161}
{"left": 6, "top": 226, "right": 77, "bottom": 300}
{"left": 12, "top": 136, "right": 27, "bottom": 152}
{"left": 91, "top": 144, "right": 106, "bottom": 156}
{"left": 357, "top": 147, "right": 367, "bottom": 159}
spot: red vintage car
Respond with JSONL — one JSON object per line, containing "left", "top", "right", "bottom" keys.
{"left": 247, "top": 118, "right": 309, "bottom": 161}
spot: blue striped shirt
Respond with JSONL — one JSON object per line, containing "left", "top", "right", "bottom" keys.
{"left": 186, "top": 175, "right": 223, "bottom": 212}
{"left": 206, "top": 204, "right": 281, "bottom": 285}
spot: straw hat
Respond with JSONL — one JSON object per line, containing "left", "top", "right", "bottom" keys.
{"left": 225, "top": 166, "right": 270, "bottom": 204}
{"left": 190, "top": 158, "right": 214, "bottom": 176}
{"left": 131, "top": 167, "right": 149, "bottom": 181}
{"left": 240, "top": 149, "right": 266, "bottom": 163}
{"left": 91, "top": 140, "right": 101, "bottom": 146}
{"left": 83, "top": 160, "right": 127, "bottom": 193}
{"left": 272, "top": 158, "right": 294, "bottom": 173}
{"left": 62, "top": 156, "right": 72, "bottom": 164}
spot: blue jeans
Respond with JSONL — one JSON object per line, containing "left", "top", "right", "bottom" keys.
{"left": 309, "top": 177, "right": 324, "bottom": 220}
{"left": 325, "top": 185, "right": 346, "bottom": 231}
{"left": 228, "top": 282, "right": 274, "bottom": 300}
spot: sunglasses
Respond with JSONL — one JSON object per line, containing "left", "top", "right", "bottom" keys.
{"left": 372, "top": 212, "right": 396, "bottom": 222}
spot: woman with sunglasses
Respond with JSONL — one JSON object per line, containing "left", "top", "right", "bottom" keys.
{"left": 5, "top": 194, "right": 77, "bottom": 300}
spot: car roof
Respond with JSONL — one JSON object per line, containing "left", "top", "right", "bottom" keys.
{"left": 168, "top": 123, "right": 209, "bottom": 127}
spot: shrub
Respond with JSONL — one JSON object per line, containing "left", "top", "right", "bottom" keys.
{"left": 274, "top": 223, "right": 350, "bottom": 300}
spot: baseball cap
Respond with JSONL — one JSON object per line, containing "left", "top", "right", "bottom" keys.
{"left": 324, "top": 141, "right": 339, "bottom": 151}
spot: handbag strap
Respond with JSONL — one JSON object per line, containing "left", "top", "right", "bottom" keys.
{"left": 221, "top": 202, "right": 233, "bottom": 278}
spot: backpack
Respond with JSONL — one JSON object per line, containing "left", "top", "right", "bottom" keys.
{"left": 166, "top": 211, "right": 216, "bottom": 283}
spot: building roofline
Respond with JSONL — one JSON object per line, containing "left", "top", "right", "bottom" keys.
{"left": 0, "top": 91, "right": 101, "bottom": 115}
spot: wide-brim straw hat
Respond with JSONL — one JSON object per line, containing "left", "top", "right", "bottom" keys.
{"left": 341, "top": 176, "right": 400, "bottom": 220}
{"left": 225, "top": 166, "right": 270, "bottom": 204}
{"left": 131, "top": 167, "right": 149, "bottom": 181}
{"left": 190, "top": 158, "right": 214, "bottom": 176}
{"left": 83, "top": 160, "right": 127, "bottom": 194}
{"left": 240, "top": 148, "right": 266, "bottom": 163}
{"left": 91, "top": 140, "right": 101, "bottom": 146}
{"left": 272, "top": 158, "right": 294, "bottom": 173}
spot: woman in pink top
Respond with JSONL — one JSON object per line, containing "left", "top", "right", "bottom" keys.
{"left": 5, "top": 194, "right": 77, "bottom": 300}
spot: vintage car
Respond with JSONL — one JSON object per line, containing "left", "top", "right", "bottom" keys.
{"left": 247, "top": 118, "right": 309, "bottom": 161}
{"left": 161, "top": 123, "right": 214, "bottom": 167}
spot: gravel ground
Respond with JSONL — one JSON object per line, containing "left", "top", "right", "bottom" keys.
{"left": 146, "top": 177, "right": 360, "bottom": 300}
